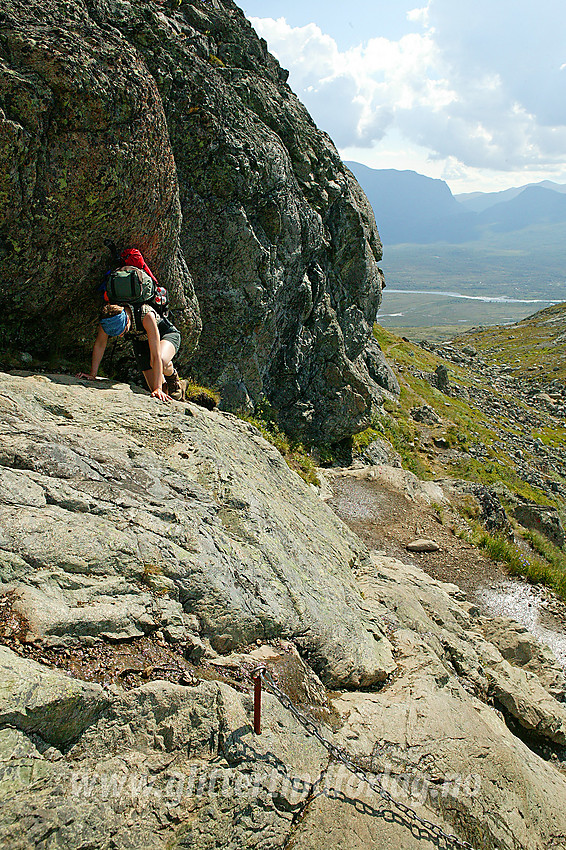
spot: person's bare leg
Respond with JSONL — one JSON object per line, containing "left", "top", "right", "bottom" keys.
{"left": 160, "top": 340, "right": 176, "bottom": 377}
{"left": 160, "top": 341, "right": 182, "bottom": 399}
{"left": 142, "top": 341, "right": 176, "bottom": 392}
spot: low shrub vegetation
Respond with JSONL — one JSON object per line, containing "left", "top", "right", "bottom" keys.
{"left": 373, "top": 324, "right": 554, "bottom": 506}
{"left": 461, "top": 520, "right": 566, "bottom": 599}
{"left": 373, "top": 323, "right": 566, "bottom": 598}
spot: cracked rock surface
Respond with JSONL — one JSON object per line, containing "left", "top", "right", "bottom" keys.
{"left": 1, "top": 373, "right": 566, "bottom": 849}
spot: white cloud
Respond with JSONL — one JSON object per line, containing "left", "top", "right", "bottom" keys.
{"left": 406, "top": 4, "right": 431, "bottom": 28}
{"left": 251, "top": 17, "right": 453, "bottom": 147}
{"left": 250, "top": 4, "right": 566, "bottom": 190}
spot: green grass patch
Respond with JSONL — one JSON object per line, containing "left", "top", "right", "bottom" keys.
{"left": 372, "top": 324, "right": 555, "bottom": 505}
{"left": 452, "top": 302, "right": 566, "bottom": 383}
{"left": 447, "top": 456, "right": 552, "bottom": 504}
{"left": 366, "top": 408, "right": 434, "bottom": 479}
{"left": 464, "top": 522, "right": 566, "bottom": 599}
{"left": 522, "top": 528, "right": 566, "bottom": 587}
{"left": 352, "top": 426, "right": 381, "bottom": 455}
{"left": 184, "top": 381, "right": 220, "bottom": 410}
{"left": 534, "top": 424, "right": 566, "bottom": 448}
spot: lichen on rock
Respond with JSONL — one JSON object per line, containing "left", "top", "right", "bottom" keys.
{"left": 0, "top": 0, "right": 396, "bottom": 441}
{"left": 0, "top": 0, "right": 201, "bottom": 359}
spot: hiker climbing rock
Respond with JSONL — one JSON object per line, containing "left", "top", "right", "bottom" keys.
{"left": 77, "top": 249, "right": 183, "bottom": 402}
{"left": 77, "top": 302, "right": 183, "bottom": 401}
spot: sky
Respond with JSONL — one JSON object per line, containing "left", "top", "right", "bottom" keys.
{"left": 237, "top": 1, "right": 566, "bottom": 194}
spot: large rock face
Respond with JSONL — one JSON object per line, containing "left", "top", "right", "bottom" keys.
{"left": 1, "top": 374, "right": 566, "bottom": 849}
{"left": 0, "top": 0, "right": 201, "bottom": 358}
{"left": 0, "top": 372, "right": 394, "bottom": 687}
{"left": 0, "top": 0, "right": 395, "bottom": 442}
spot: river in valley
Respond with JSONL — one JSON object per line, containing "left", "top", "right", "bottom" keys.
{"left": 377, "top": 288, "right": 562, "bottom": 330}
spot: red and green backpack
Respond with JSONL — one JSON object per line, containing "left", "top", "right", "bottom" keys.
{"left": 103, "top": 248, "right": 168, "bottom": 314}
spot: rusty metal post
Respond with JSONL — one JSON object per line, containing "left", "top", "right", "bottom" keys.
{"left": 251, "top": 666, "right": 266, "bottom": 735}
{"left": 253, "top": 676, "right": 262, "bottom": 734}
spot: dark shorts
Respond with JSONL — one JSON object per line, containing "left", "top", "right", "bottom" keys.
{"left": 131, "top": 318, "right": 181, "bottom": 373}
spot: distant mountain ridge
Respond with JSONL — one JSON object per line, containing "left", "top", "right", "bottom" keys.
{"left": 477, "top": 185, "right": 566, "bottom": 233}
{"left": 346, "top": 161, "right": 566, "bottom": 245}
{"left": 344, "top": 162, "right": 470, "bottom": 244}
{"left": 456, "top": 181, "right": 566, "bottom": 212}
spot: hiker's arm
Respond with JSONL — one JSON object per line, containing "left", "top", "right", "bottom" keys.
{"left": 143, "top": 312, "right": 168, "bottom": 400}
{"left": 76, "top": 327, "right": 108, "bottom": 379}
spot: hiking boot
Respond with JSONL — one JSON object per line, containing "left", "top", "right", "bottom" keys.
{"left": 165, "top": 369, "right": 183, "bottom": 401}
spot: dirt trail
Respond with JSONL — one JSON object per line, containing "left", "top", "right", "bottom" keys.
{"left": 327, "top": 473, "right": 507, "bottom": 597}
{"left": 327, "top": 472, "right": 566, "bottom": 669}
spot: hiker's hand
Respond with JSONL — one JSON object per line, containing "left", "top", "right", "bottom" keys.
{"left": 76, "top": 372, "right": 96, "bottom": 380}
{"left": 151, "top": 387, "right": 171, "bottom": 403}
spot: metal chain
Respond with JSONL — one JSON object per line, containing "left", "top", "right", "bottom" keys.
{"left": 252, "top": 666, "right": 477, "bottom": 850}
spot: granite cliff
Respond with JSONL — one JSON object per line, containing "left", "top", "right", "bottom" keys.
{"left": 0, "top": 0, "right": 396, "bottom": 442}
